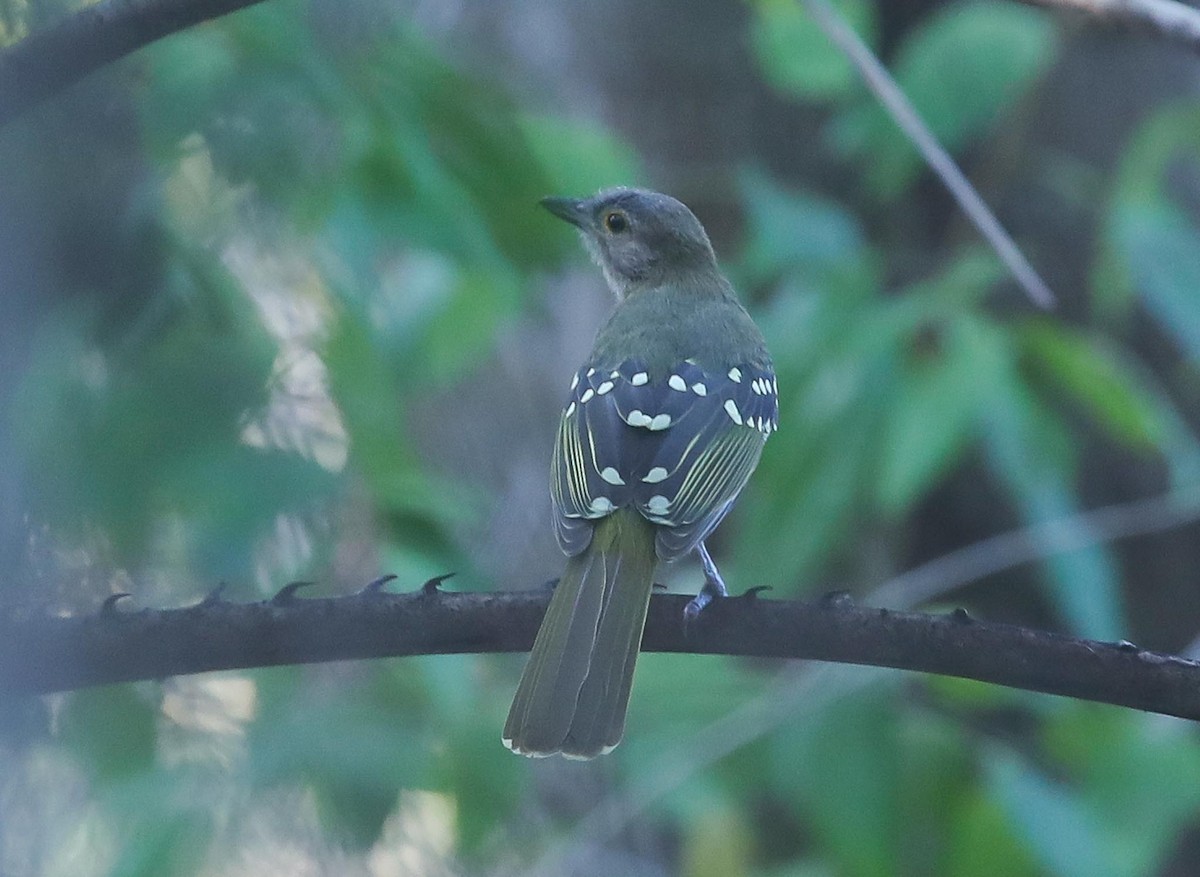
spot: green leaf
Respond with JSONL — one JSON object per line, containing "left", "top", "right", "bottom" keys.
{"left": 770, "top": 686, "right": 900, "bottom": 877}
{"left": 972, "top": 317, "right": 1125, "bottom": 639}
{"left": 835, "top": 1, "right": 1056, "bottom": 199}
{"left": 1019, "top": 320, "right": 1170, "bottom": 449}
{"left": 248, "top": 667, "right": 437, "bottom": 848}
{"left": 750, "top": 0, "right": 879, "bottom": 101}
{"left": 947, "top": 792, "right": 1040, "bottom": 877}
{"left": 877, "top": 339, "right": 979, "bottom": 514}
{"left": 738, "top": 169, "right": 872, "bottom": 288}
{"left": 984, "top": 746, "right": 1123, "bottom": 877}
{"left": 1093, "top": 102, "right": 1200, "bottom": 316}
{"left": 519, "top": 115, "right": 643, "bottom": 195}
{"left": 59, "top": 687, "right": 158, "bottom": 781}
{"left": 1113, "top": 204, "right": 1200, "bottom": 362}
{"left": 1044, "top": 707, "right": 1200, "bottom": 874}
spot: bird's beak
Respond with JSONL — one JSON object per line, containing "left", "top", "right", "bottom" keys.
{"left": 540, "top": 196, "right": 588, "bottom": 228}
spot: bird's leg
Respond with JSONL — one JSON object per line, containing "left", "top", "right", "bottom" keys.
{"left": 684, "top": 541, "right": 728, "bottom": 620}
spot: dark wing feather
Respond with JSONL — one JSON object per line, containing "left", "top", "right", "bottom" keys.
{"left": 550, "top": 358, "right": 778, "bottom": 560}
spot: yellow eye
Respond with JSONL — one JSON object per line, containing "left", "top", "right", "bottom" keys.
{"left": 604, "top": 211, "right": 628, "bottom": 233}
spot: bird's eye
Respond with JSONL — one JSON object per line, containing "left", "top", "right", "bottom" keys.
{"left": 604, "top": 212, "right": 628, "bottom": 233}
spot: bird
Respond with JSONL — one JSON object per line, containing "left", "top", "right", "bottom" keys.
{"left": 503, "top": 187, "right": 778, "bottom": 758}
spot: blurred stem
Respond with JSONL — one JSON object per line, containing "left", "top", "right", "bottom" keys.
{"left": 871, "top": 483, "right": 1200, "bottom": 609}
{"left": 0, "top": 0, "right": 268, "bottom": 127}
{"left": 801, "top": 0, "right": 1057, "bottom": 310}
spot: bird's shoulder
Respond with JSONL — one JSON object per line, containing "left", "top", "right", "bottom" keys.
{"left": 589, "top": 276, "right": 771, "bottom": 376}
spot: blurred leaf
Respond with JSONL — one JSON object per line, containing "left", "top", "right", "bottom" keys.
{"left": 1094, "top": 102, "right": 1200, "bottom": 317}
{"left": 834, "top": 1, "right": 1055, "bottom": 199}
{"left": 12, "top": 279, "right": 335, "bottom": 576}
{"left": 984, "top": 746, "right": 1123, "bottom": 877}
{"left": 108, "top": 799, "right": 211, "bottom": 877}
{"left": 682, "top": 805, "right": 755, "bottom": 877}
{"left": 1113, "top": 204, "right": 1200, "bottom": 362}
{"left": 877, "top": 331, "right": 978, "bottom": 514}
{"left": 947, "top": 792, "right": 1040, "bottom": 877}
{"left": 519, "top": 115, "right": 643, "bottom": 194}
{"left": 750, "top": 0, "right": 878, "bottom": 101}
{"left": 770, "top": 686, "right": 900, "bottom": 877}
{"left": 974, "top": 317, "right": 1125, "bottom": 638}
{"left": 437, "top": 716, "right": 523, "bottom": 856}
{"left": 1043, "top": 707, "right": 1200, "bottom": 874}
{"left": 739, "top": 169, "right": 873, "bottom": 289}
{"left": 249, "top": 668, "right": 436, "bottom": 848}
{"left": 1020, "top": 322, "right": 1158, "bottom": 447}
{"left": 59, "top": 687, "right": 157, "bottom": 781}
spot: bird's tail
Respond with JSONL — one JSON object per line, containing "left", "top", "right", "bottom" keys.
{"left": 504, "top": 510, "right": 658, "bottom": 758}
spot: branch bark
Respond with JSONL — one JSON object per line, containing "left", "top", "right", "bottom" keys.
{"left": 0, "top": 0, "right": 268, "bottom": 128}
{"left": 3, "top": 581, "right": 1199, "bottom": 722}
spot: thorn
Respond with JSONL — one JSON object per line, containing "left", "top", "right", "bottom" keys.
{"left": 1115, "top": 639, "right": 1139, "bottom": 653}
{"left": 741, "top": 585, "right": 772, "bottom": 602}
{"left": 200, "top": 583, "right": 227, "bottom": 606}
{"left": 820, "top": 590, "right": 854, "bottom": 609}
{"left": 273, "top": 581, "right": 314, "bottom": 605}
{"left": 949, "top": 607, "right": 972, "bottom": 624}
{"left": 422, "top": 573, "right": 456, "bottom": 595}
{"left": 101, "top": 593, "right": 131, "bottom": 615}
{"left": 361, "top": 574, "right": 397, "bottom": 596}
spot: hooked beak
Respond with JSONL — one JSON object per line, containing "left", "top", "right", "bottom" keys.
{"left": 540, "top": 196, "right": 588, "bottom": 228}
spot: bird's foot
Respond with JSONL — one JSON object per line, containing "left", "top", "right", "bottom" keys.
{"left": 684, "top": 541, "right": 729, "bottom": 625}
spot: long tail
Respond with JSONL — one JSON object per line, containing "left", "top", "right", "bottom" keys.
{"left": 504, "top": 510, "right": 658, "bottom": 758}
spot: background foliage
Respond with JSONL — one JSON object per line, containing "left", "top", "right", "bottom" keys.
{"left": 3, "top": 0, "right": 1200, "bottom": 873}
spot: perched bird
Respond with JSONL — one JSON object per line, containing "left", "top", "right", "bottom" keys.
{"left": 503, "top": 188, "right": 778, "bottom": 758}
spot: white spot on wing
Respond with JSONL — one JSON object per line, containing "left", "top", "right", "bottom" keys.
{"left": 600, "top": 467, "right": 625, "bottom": 485}
{"left": 691, "top": 382, "right": 707, "bottom": 396}
{"left": 649, "top": 413, "right": 672, "bottom": 430}
{"left": 643, "top": 466, "right": 669, "bottom": 484}
{"left": 631, "top": 372, "right": 648, "bottom": 386}
{"left": 626, "top": 410, "right": 652, "bottom": 427}
{"left": 570, "top": 373, "right": 579, "bottom": 391}
{"left": 668, "top": 374, "right": 687, "bottom": 392}
{"left": 589, "top": 496, "right": 614, "bottom": 514}
{"left": 728, "top": 367, "right": 742, "bottom": 383}
{"left": 724, "top": 399, "right": 743, "bottom": 425}
{"left": 564, "top": 402, "right": 576, "bottom": 418}
{"left": 580, "top": 388, "right": 595, "bottom": 404}
{"left": 647, "top": 495, "right": 670, "bottom": 514}
{"left": 586, "top": 368, "right": 595, "bottom": 378}
{"left": 597, "top": 380, "right": 614, "bottom": 395}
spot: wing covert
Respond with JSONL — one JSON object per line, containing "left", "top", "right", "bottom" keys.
{"left": 550, "top": 358, "right": 778, "bottom": 559}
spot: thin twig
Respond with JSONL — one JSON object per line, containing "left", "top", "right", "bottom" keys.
{"left": 802, "top": 0, "right": 1057, "bottom": 310}
{"left": 1018, "top": 0, "right": 1200, "bottom": 52}
{"left": 873, "top": 483, "right": 1200, "bottom": 609}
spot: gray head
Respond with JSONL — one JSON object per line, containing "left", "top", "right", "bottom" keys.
{"left": 541, "top": 187, "right": 718, "bottom": 297}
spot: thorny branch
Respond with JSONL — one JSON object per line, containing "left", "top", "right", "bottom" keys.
{"left": 3, "top": 576, "right": 1199, "bottom": 724}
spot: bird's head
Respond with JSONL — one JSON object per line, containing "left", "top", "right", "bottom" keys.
{"left": 541, "top": 188, "right": 718, "bottom": 298}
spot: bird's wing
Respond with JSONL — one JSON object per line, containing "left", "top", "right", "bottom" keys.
{"left": 551, "top": 358, "right": 778, "bottom": 560}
